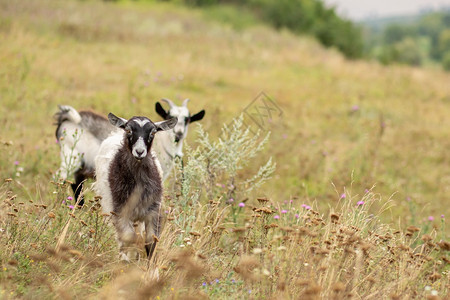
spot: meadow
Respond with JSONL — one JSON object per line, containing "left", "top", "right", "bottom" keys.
{"left": 0, "top": 0, "right": 449, "bottom": 298}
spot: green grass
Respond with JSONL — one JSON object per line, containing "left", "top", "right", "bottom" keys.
{"left": 0, "top": 0, "right": 449, "bottom": 298}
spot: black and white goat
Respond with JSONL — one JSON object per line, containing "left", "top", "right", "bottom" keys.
{"left": 94, "top": 113, "right": 177, "bottom": 261}
{"left": 153, "top": 98, "right": 205, "bottom": 180}
{"left": 54, "top": 105, "right": 118, "bottom": 205}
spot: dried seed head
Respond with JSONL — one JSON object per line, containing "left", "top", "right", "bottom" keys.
{"left": 421, "top": 235, "right": 433, "bottom": 242}
{"left": 254, "top": 207, "right": 273, "bottom": 214}
{"left": 48, "top": 212, "right": 56, "bottom": 219}
{"left": 264, "top": 223, "right": 279, "bottom": 229}
{"left": 257, "top": 198, "right": 269, "bottom": 204}
{"left": 406, "top": 226, "right": 420, "bottom": 233}
{"left": 429, "top": 272, "right": 442, "bottom": 281}
{"left": 332, "top": 282, "right": 345, "bottom": 293}
{"left": 437, "top": 241, "right": 450, "bottom": 251}
{"left": 330, "top": 213, "right": 340, "bottom": 223}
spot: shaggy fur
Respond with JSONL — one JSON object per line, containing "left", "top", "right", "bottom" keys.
{"left": 94, "top": 114, "right": 176, "bottom": 261}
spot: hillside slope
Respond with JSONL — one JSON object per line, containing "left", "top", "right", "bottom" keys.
{"left": 0, "top": 0, "right": 449, "bottom": 298}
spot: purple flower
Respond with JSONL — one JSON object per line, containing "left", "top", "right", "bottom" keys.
{"left": 14, "top": 161, "right": 19, "bottom": 166}
{"left": 301, "top": 204, "right": 307, "bottom": 208}
{"left": 238, "top": 202, "right": 245, "bottom": 207}
{"left": 281, "top": 209, "right": 288, "bottom": 214}
{"left": 228, "top": 198, "right": 234, "bottom": 203}
{"left": 351, "top": 105, "right": 360, "bottom": 112}
{"left": 290, "top": 200, "right": 293, "bottom": 203}
{"left": 67, "top": 196, "right": 73, "bottom": 201}
{"left": 305, "top": 205, "right": 311, "bottom": 210}
{"left": 68, "top": 205, "right": 74, "bottom": 209}
{"left": 406, "top": 196, "right": 411, "bottom": 202}
{"left": 364, "top": 189, "right": 369, "bottom": 193}
{"left": 428, "top": 216, "right": 434, "bottom": 221}
{"left": 282, "top": 134, "right": 288, "bottom": 139}
{"left": 295, "top": 214, "right": 299, "bottom": 219}
{"left": 357, "top": 201, "right": 364, "bottom": 206}
{"left": 441, "top": 215, "right": 445, "bottom": 219}
{"left": 202, "top": 282, "right": 206, "bottom": 286}
{"left": 274, "top": 215, "right": 280, "bottom": 219}
{"left": 215, "top": 279, "right": 219, "bottom": 283}
{"left": 340, "top": 193, "right": 346, "bottom": 199}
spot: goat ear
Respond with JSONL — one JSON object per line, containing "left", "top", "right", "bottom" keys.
{"left": 155, "top": 117, "right": 177, "bottom": 131}
{"left": 190, "top": 110, "right": 205, "bottom": 123}
{"left": 155, "top": 102, "right": 168, "bottom": 120}
{"left": 108, "top": 113, "right": 127, "bottom": 129}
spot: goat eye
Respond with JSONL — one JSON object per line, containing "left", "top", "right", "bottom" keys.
{"left": 125, "top": 129, "right": 131, "bottom": 135}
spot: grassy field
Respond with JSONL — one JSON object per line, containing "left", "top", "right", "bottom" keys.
{"left": 0, "top": 0, "right": 449, "bottom": 298}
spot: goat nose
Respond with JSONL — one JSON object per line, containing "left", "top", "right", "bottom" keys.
{"left": 136, "top": 149, "right": 144, "bottom": 156}
{"left": 175, "top": 133, "right": 183, "bottom": 143}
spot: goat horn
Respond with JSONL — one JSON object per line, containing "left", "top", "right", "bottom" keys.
{"left": 160, "top": 98, "right": 175, "bottom": 108}
{"left": 182, "top": 98, "right": 190, "bottom": 107}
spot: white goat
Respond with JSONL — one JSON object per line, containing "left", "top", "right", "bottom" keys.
{"left": 54, "top": 105, "right": 118, "bottom": 205}
{"left": 152, "top": 98, "right": 205, "bottom": 180}
{"left": 94, "top": 113, "right": 176, "bottom": 261}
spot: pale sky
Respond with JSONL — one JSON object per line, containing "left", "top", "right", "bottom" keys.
{"left": 323, "top": 0, "right": 450, "bottom": 20}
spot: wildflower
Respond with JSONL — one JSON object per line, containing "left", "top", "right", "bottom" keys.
{"left": 281, "top": 209, "right": 288, "bottom": 214}
{"left": 406, "top": 196, "right": 411, "bottom": 202}
{"left": 14, "top": 161, "right": 19, "bottom": 165}
{"left": 428, "top": 216, "right": 434, "bottom": 221}
{"left": 229, "top": 198, "right": 234, "bottom": 203}
{"left": 290, "top": 199, "right": 293, "bottom": 203}
{"left": 68, "top": 205, "right": 74, "bottom": 210}
{"left": 202, "top": 282, "right": 206, "bottom": 286}
{"left": 305, "top": 206, "right": 311, "bottom": 210}
{"left": 67, "top": 196, "right": 73, "bottom": 201}
{"left": 425, "top": 286, "right": 431, "bottom": 291}
{"left": 282, "top": 134, "right": 288, "bottom": 139}
{"left": 441, "top": 215, "right": 445, "bottom": 219}
{"left": 295, "top": 214, "right": 299, "bottom": 219}
{"left": 231, "top": 279, "right": 235, "bottom": 283}
{"left": 431, "top": 290, "right": 438, "bottom": 296}
{"left": 248, "top": 290, "right": 252, "bottom": 294}
{"left": 274, "top": 215, "right": 280, "bottom": 219}
{"left": 340, "top": 193, "right": 346, "bottom": 199}
{"left": 239, "top": 202, "right": 245, "bottom": 208}
{"left": 364, "top": 189, "right": 369, "bottom": 193}
{"left": 215, "top": 279, "right": 219, "bottom": 283}
{"left": 356, "top": 201, "right": 364, "bottom": 206}
{"left": 351, "top": 105, "right": 360, "bottom": 112}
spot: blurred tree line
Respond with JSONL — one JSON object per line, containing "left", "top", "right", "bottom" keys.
{"left": 162, "top": 0, "right": 364, "bottom": 59}
{"left": 365, "top": 11, "right": 450, "bottom": 70}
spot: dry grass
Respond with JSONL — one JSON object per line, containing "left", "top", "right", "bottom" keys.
{"left": 0, "top": 0, "right": 449, "bottom": 298}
